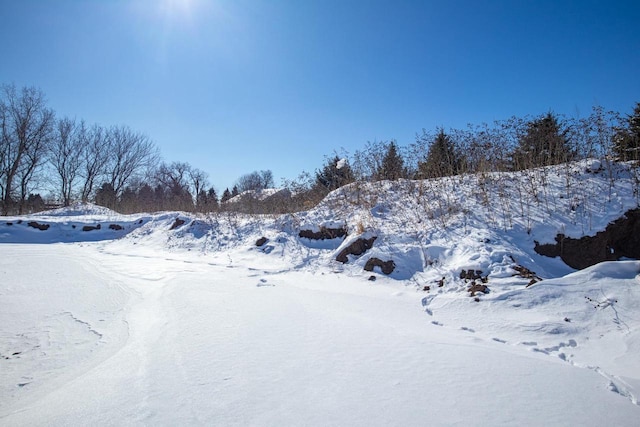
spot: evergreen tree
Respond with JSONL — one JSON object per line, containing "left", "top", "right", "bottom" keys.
{"left": 417, "top": 129, "right": 462, "bottom": 178}
{"left": 153, "top": 185, "right": 166, "bottom": 211}
{"left": 231, "top": 185, "right": 239, "bottom": 197}
{"left": 613, "top": 102, "right": 640, "bottom": 161}
{"left": 315, "top": 156, "right": 354, "bottom": 191}
{"left": 220, "top": 188, "right": 232, "bottom": 204}
{"left": 377, "top": 141, "right": 406, "bottom": 180}
{"left": 95, "top": 182, "right": 117, "bottom": 210}
{"left": 512, "top": 112, "right": 572, "bottom": 169}
{"left": 196, "top": 190, "right": 208, "bottom": 212}
{"left": 118, "top": 186, "right": 138, "bottom": 213}
{"left": 196, "top": 187, "right": 218, "bottom": 212}
{"left": 26, "top": 193, "right": 45, "bottom": 213}
{"left": 207, "top": 187, "right": 219, "bottom": 210}
{"left": 137, "top": 184, "right": 155, "bottom": 212}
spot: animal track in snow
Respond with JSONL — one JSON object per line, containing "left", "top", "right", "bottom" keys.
{"left": 531, "top": 339, "right": 578, "bottom": 355}
{"left": 256, "top": 278, "right": 275, "bottom": 287}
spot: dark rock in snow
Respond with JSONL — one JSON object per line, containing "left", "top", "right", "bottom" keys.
{"left": 27, "top": 221, "right": 49, "bottom": 231}
{"left": 460, "top": 269, "right": 483, "bottom": 281}
{"left": 170, "top": 218, "right": 186, "bottom": 230}
{"left": 109, "top": 224, "right": 124, "bottom": 231}
{"left": 364, "top": 257, "right": 395, "bottom": 275}
{"left": 299, "top": 226, "right": 347, "bottom": 240}
{"left": 468, "top": 283, "right": 489, "bottom": 296}
{"left": 82, "top": 224, "right": 101, "bottom": 232}
{"left": 336, "top": 236, "right": 377, "bottom": 263}
{"left": 256, "top": 237, "right": 268, "bottom": 247}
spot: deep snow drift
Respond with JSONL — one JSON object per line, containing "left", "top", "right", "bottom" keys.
{"left": 1, "top": 160, "right": 639, "bottom": 425}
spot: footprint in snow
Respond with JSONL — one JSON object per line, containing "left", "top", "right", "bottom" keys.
{"left": 431, "top": 321, "right": 443, "bottom": 326}
{"left": 492, "top": 337, "right": 507, "bottom": 344}
{"left": 256, "top": 279, "right": 274, "bottom": 287}
{"left": 460, "top": 327, "right": 475, "bottom": 333}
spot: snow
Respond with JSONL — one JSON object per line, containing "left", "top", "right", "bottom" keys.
{"left": 1, "top": 162, "right": 640, "bottom": 425}
{"left": 226, "top": 187, "right": 290, "bottom": 204}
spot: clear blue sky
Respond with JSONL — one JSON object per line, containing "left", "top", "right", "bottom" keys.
{"left": 1, "top": 0, "right": 639, "bottom": 191}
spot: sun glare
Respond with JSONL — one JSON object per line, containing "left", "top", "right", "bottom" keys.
{"left": 163, "top": 0, "right": 196, "bottom": 21}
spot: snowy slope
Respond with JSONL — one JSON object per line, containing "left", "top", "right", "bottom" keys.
{"left": 1, "top": 161, "right": 639, "bottom": 425}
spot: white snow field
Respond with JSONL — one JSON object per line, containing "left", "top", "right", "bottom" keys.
{"left": 1, "top": 161, "right": 640, "bottom": 425}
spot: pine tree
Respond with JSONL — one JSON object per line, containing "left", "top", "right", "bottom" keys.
{"left": 613, "top": 102, "right": 640, "bottom": 161}
{"left": 417, "top": 129, "right": 461, "bottom": 178}
{"left": 137, "top": 184, "right": 155, "bottom": 212}
{"left": 95, "top": 182, "right": 117, "bottom": 210}
{"left": 512, "top": 112, "right": 572, "bottom": 169}
{"left": 118, "top": 186, "right": 138, "bottom": 214}
{"left": 26, "top": 193, "right": 45, "bottom": 214}
{"left": 377, "top": 141, "right": 405, "bottom": 180}
{"left": 315, "top": 156, "right": 354, "bottom": 191}
{"left": 220, "top": 188, "right": 232, "bottom": 204}
{"left": 207, "top": 187, "right": 219, "bottom": 209}
{"left": 153, "top": 185, "right": 166, "bottom": 211}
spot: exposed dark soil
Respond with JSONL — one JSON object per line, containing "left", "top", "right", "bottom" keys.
{"left": 535, "top": 208, "right": 640, "bottom": 269}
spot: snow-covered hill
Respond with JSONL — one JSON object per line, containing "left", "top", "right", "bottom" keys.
{"left": 1, "top": 161, "right": 639, "bottom": 425}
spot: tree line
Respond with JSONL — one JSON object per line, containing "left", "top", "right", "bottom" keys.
{"left": 1, "top": 82, "right": 638, "bottom": 215}
{"left": 285, "top": 104, "right": 639, "bottom": 212}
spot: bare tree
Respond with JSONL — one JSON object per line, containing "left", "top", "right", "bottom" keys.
{"left": 352, "top": 140, "right": 386, "bottom": 181}
{"left": 156, "top": 161, "right": 190, "bottom": 190}
{"left": 0, "top": 84, "right": 54, "bottom": 215}
{"left": 49, "top": 117, "right": 84, "bottom": 206}
{"left": 104, "top": 125, "right": 158, "bottom": 197}
{"left": 188, "top": 166, "right": 209, "bottom": 211}
{"left": 154, "top": 161, "right": 194, "bottom": 211}
{"left": 79, "top": 124, "right": 110, "bottom": 202}
{"left": 235, "top": 170, "right": 274, "bottom": 192}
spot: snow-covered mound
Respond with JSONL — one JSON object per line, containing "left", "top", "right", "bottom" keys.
{"left": 0, "top": 203, "right": 150, "bottom": 243}
{"left": 32, "top": 202, "right": 119, "bottom": 218}
{"left": 226, "top": 187, "right": 291, "bottom": 204}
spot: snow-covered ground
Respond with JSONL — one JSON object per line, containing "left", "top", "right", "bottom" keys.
{"left": 1, "top": 161, "right": 639, "bottom": 425}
